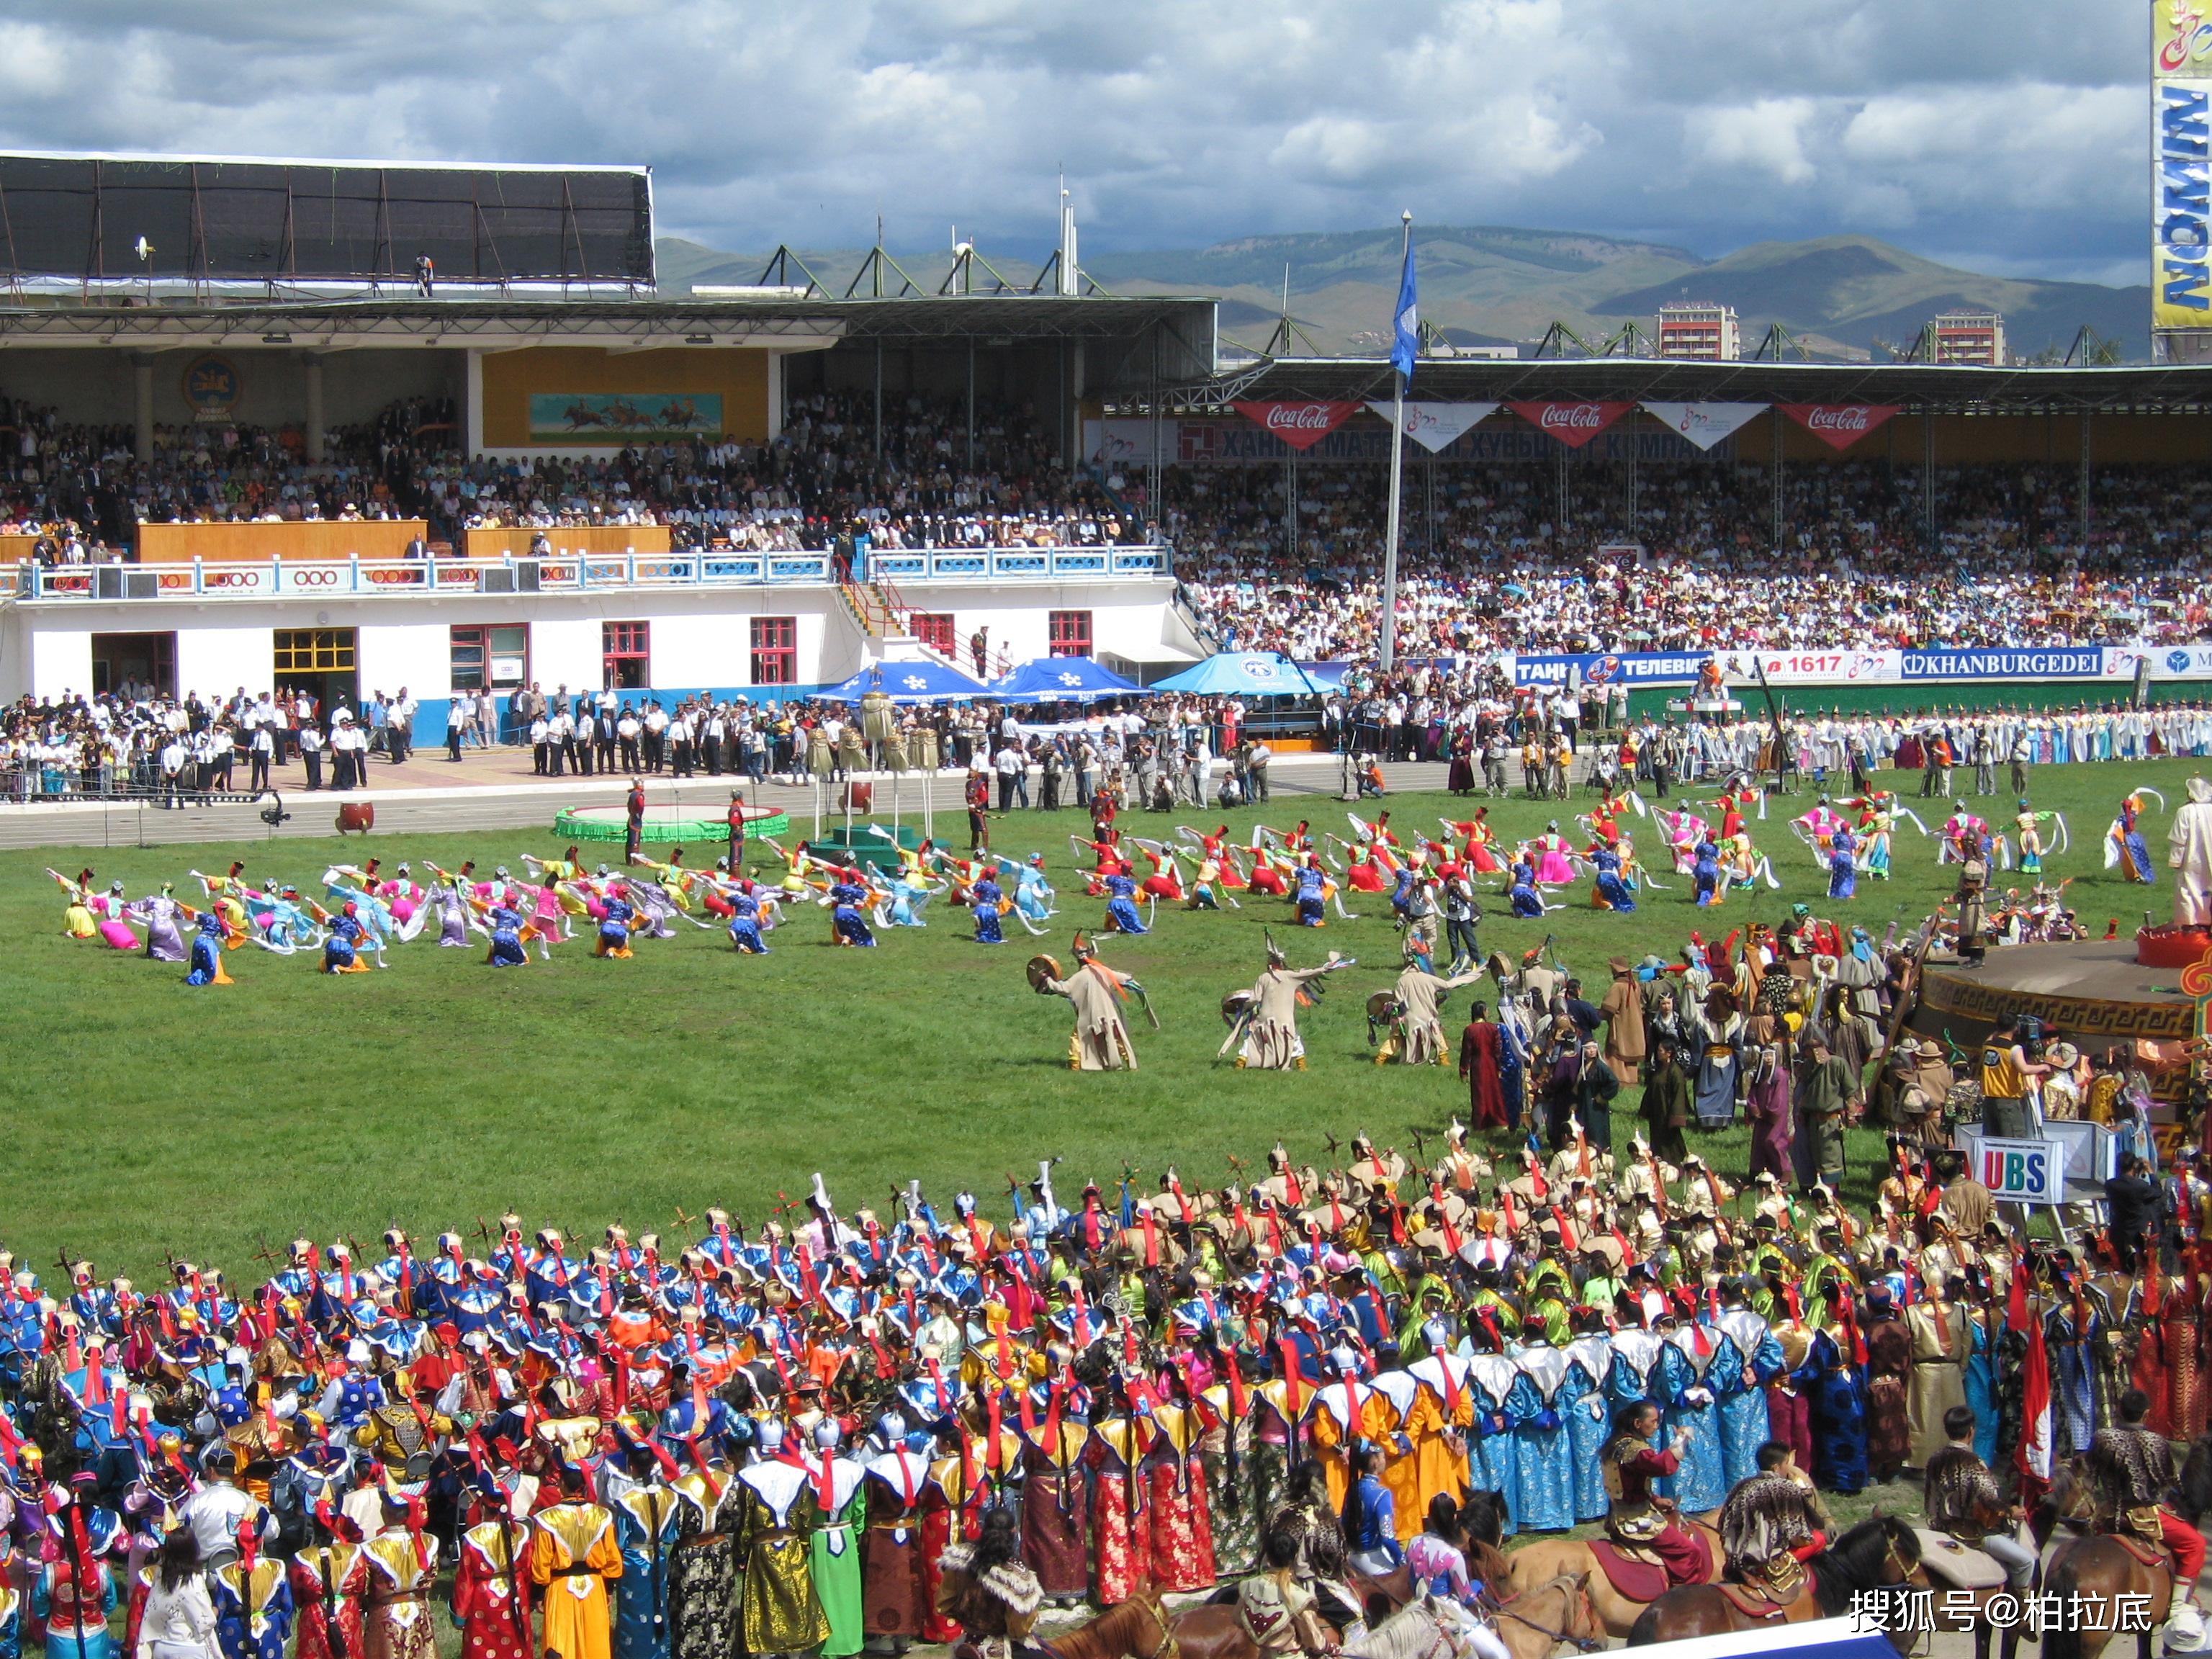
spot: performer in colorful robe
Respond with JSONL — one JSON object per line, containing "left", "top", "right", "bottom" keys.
{"left": 1713, "top": 1293, "right": 1783, "bottom": 1494}
{"left": 1033, "top": 938, "right": 1143, "bottom": 1071}
{"left": 724, "top": 886, "right": 769, "bottom": 954}
{"left": 858, "top": 1430, "right": 932, "bottom": 1637}
{"left": 1506, "top": 1328, "right": 1575, "bottom": 1532}
{"left": 971, "top": 874, "right": 1007, "bottom": 945}
{"left": 291, "top": 1510, "right": 369, "bottom": 1659}
{"left": 361, "top": 1497, "right": 439, "bottom": 1659}
{"left": 806, "top": 1426, "right": 867, "bottom": 1659}
{"left": 451, "top": 1511, "right": 534, "bottom": 1659}
{"left": 528, "top": 1475, "right": 624, "bottom": 1659}
{"left": 1015, "top": 1401, "right": 1090, "bottom": 1604}
{"left": 1827, "top": 824, "right": 1857, "bottom": 901}
{"left": 1655, "top": 1320, "right": 1727, "bottom": 1513}
{"left": 1083, "top": 1411, "right": 1155, "bottom": 1607}
{"left": 827, "top": 877, "right": 877, "bottom": 948}
{"left": 212, "top": 1551, "right": 295, "bottom": 1659}
{"left": 731, "top": 1431, "right": 828, "bottom": 1655}
{"left": 2013, "top": 799, "right": 2057, "bottom": 876}
{"left": 186, "top": 909, "right": 234, "bottom": 986}
{"left": 321, "top": 906, "right": 374, "bottom": 974}
{"left": 2110, "top": 791, "right": 2158, "bottom": 884}
{"left": 1564, "top": 1318, "right": 1614, "bottom": 1523}
{"left": 1465, "top": 1346, "right": 1521, "bottom": 1537}
{"left": 606, "top": 1460, "right": 680, "bottom": 1659}
{"left": 665, "top": 1446, "right": 739, "bottom": 1659}
{"left": 35, "top": 1523, "right": 117, "bottom": 1659}
{"left": 1143, "top": 1401, "right": 1216, "bottom": 1594}
{"left": 1101, "top": 869, "right": 1148, "bottom": 935}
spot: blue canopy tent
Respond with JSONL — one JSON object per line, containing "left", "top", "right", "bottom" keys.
{"left": 989, "top": 655, "right": 1150, "bottom": 703}
{"left": 822, "top": 660, "right": 989, "bottom": 703}
{"left": 1151, "top": 652, "right": 1328, "bottom": 696}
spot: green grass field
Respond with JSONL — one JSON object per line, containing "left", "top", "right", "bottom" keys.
{"left": 2, "top": 756, "right": 2187, "bottom": 1280}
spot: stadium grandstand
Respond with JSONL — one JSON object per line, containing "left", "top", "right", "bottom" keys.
{"left": 2, "top": 149, "right": 2211, "bottom": 749}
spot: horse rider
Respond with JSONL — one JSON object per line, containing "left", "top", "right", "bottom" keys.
{"left": 1238, "top": 1527, "right": 1344, "bottom": 1658}
{"left": 2087, "top": 1388, "right": 2207, "bottom": 1647}
{"left": 1604, "top": 1402, "right": 1712, "bottom": 1588}
{"left": 1923, "top": 1406, "right": 2034, "bottom": 1598}
{"left": 1716, "top": 1441, "right": 1828, "bottom": 1600}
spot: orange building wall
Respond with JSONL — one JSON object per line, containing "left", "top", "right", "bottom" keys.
{"left": 480, "top": 348, "right": 770, "bottom": 446}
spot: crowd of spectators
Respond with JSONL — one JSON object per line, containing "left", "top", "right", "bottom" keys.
{"left": 9, "top": 385, "right": 2212, "bottom": 660}
{"left": 1162, "top": 459, "right": 2212, "bottom": 655}
{"left": 0, "top": 679, "right": 1282, "bottom": 808}
{"left": 0, "top": 390, "right": 1133, "bottom": 562}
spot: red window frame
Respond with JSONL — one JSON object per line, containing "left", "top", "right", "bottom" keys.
{"left": 1047, "top": 608, "right": 1092, "bottom": 657}
{"left": 750, "top": 615, "right": 798, "bottom": 685}
{"left": 603, "top": 621, "right": 650, "bottom": 690}
{"left": 912, "top": 612, "right": 956, "bottom": 655}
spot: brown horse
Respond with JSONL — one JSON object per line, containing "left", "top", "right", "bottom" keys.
{"left": 1502, "top": 1514, "right": 1725, "bottom": 1637}
{"left": 1623, "top": 1516, "right": 1923, "bottom": 1649}
{"left": 2043, "top": 1535, "right": 2175, "bottom": 1659}
{"left": 1487, "top": 1573, "right": 1608, "bottom": 1659}
{"left": 1046, "top": 1588, "right": 1498, "bottom": 1659}
{"left": 1046, "top": 1581, "right": 1556, "bottom": 1659}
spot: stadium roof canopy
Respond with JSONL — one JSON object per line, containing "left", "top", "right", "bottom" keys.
{"left": 0, "top": 152, "right": 654, "bottom": 286}
{"left": 1155, "top": 354, "right": 2212, "bottom": 414}
{"left": 0, "top": 293, "right": 1221, "bottom": 392}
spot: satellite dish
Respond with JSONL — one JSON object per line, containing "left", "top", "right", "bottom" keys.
{"left": 133, "top": 235, "right": 153, "bottom": 261}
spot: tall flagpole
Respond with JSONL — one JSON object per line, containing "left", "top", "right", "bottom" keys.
{"left": 1379, "top": 210, "right": 1411, "bottom": 675}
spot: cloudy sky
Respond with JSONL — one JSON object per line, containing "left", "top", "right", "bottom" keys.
{"left": 0, "top": 0, "right": 2151, "bottom": 284}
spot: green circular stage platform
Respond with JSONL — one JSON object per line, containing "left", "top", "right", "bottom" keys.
{"left": 551, "top": 804, "right": 790, "bottom": 845}
{"left": 805, "top": 822, "right": 924, "bottom": 874}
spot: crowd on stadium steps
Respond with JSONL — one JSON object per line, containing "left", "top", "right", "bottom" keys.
{"left": 0, "top": 392, "right": 1136, "bottom": 559}
{"left": 1162, "top": 462, "right": 2212, "bottom": 656}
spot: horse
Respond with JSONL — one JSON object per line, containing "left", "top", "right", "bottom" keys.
{"left": 1487, "top": 1573, "right": 1608, "bottom": 1659}
{"left": 2044, "top": 1536, "right": 2174, "bottom": 1659}
{"left": 1044, "top": 1587, "right": 1493, "bottom": 1659}
{"left": 1623, "top": 1515, "right": 1923, "bottom": 1650}
{"left": 1502, "top": 1513, "right": 1726, "bottom": 1637}
{"left": 2035, "top": 1454, "right": 2185, "bottom": 1659}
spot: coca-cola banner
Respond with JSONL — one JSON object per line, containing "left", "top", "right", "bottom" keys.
{"left": 1505, "top": 400, "right": 1632, "bottom": 449}
{"left": 1364, "top": 400, "right": 1501, "bottom": 454}
{"left": 1231, "top": 400, "right": 1362, "bottom": 451}
{"left": 1778, "top": 403, "right": 1900, "bottom": 451}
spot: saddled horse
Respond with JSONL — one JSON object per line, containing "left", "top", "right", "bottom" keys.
{"left": 2037, "top": 1455, "right": 2184, "bottom": 1659}
{"left": 1043, "top": 1587, "right": 1499, "bottom": 1659}
{"left": 1623, "top": 1515, "right": 1923, "bottom": 1650}
{"left": 1502, "top": 1512, "right": 1726, "bottom": 1637}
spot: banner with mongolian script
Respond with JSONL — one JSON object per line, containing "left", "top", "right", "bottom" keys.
{"left": 1231, "top": 400, "right": 1361, "bottom": 451}
{"left": 1366, "top": 400, "right": 1501, "bottom": 454}
{"left": 1640, "top": 402, "right": 1767, "bottom": 451}
{"left": 2155, "top": 1, "right": 2212, "bottom": 331}
{"left": 1778, "top": 403, "right": 1899, "bottom": 451}
{"left": 1506, "top": 400, "right": 1632, "bottom": 450}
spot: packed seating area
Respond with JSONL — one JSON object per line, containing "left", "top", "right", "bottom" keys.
{"left": 0, "top": 392, "right": 1132, "bottom": 557}
{"left": 1161, "top": 461, "right": 2212, "bottom": 655}
{"left": 7, "top": 392, "right": 2212, "bottom": 657}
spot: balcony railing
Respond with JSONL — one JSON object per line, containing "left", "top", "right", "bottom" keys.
{"left": 10, "top": 545, "right": 1171, "bottom": 601}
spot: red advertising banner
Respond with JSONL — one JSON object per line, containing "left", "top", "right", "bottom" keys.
{"left": 1778, "top": 403, "right": 1900, "bottom": 451}
{"left": 1231, "top": 400, "right": 1362, "bottom": 451}
{"left": 1505, "top": 400, "right": 1632, "bottom": 449}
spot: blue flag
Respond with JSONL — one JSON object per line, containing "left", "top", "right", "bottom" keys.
{"left": 1389, "top": 230, "right": 1419, "bottom": 382}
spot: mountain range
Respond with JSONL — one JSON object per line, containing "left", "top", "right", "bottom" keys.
{"left": 654, "top": 226, "right": 2149, "bottom": 362}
